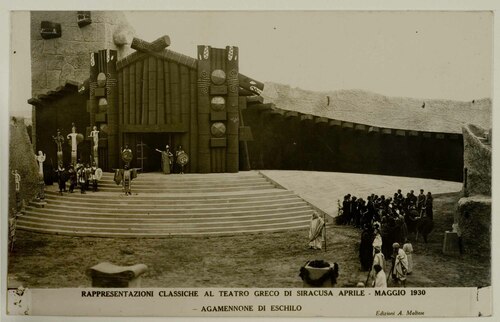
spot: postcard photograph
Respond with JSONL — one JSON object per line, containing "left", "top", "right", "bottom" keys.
{"left": 4, "top": 9, "right": 493, "bottom": 318}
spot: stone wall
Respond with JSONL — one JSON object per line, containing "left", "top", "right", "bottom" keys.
{"left": 455, "top": 124, "right": 491, "bottom": 257}
{"left": 462, "top": 124, "right": 491, "bottom": 196}
{"left": 456, "top": 196, "right": 491, "bottom": 257}
{"left": 9, "top": 117, "right": 40, "bottom": 213}
{"left": 31, "top": 11, "right": 134, "bottom": 96}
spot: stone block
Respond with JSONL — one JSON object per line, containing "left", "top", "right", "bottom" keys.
{"left": 64, "top": 26, "right": 84, "bottom": 42}
{"left": 46, "top": 55, "right": 64, "bottom": 70}
{"left": 81, "top": 23, "right": 98, "bottom": 42}
{"left": 46, "top": 70, "right": 62, "bottom": 89}
{"left": 456, "top": 196, "right": 491, "bottom": 256}
{"left": 60, "top": 63, "right": 75, "bottom": 83}
{"left": 43, "top": 40, "right": 57, "bottom": 54}
{"left": 67, "top": 53, "right": 88, "bottom": 70}
{"left": 31, "top": 68, "right": 48, "bottom": 90}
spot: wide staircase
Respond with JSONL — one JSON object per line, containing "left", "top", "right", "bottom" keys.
{"left": 17, "top": 171, "right": 315, "bottom": 237}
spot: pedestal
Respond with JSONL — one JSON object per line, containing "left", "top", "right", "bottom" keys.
{"left": 299, "top": 261, "right": 339, "bottom": 287}
{"left": 443, "top": 231, "right": 460, "bottom": 255}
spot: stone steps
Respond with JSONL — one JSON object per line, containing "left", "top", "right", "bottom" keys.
{"left": 18, "top": 171, "right": 315, "bottom": 237}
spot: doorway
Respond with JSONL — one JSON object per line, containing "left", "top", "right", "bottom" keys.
{"left": 134, "top": 133, "right": 175, "bottom": 172}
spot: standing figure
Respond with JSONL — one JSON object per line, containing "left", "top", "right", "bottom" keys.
{"left": 84, "top": 163, "right": 92, "bottom": 191}
{"left": 372, "top": 264, "right": 387, "bottom": 288}
{"left": 155, "top": 145, "right": 174, "bottom": 174}
{"left": 68, "top": 165, "right": 77, "bottom": 193}
{"left": 416, "top": 189, "right": 426, "bottom": 215}
{"left": 424, "top": 192, "right": 434, "bottom": 220}
{"left": 402, "top": 239, "right": 414, "bottom": 275}
{"left": 121, "top": 144, "right": 133, "bottom": 168}
{"left": 52, "top": 129, "right": 65, "bottom": 166}
{"left": 12, "top": 170, "right": 21, "bottom": 210}
{"left": 175, "top": 145, "right": 188, "bottom": 174}
{"left": 89, "top": 126, "right": 100, "bottom": 167}
{"left": 308, "top": 212, "right": 325, "bottom": 250}
{"left": 77, "top": 165, "right": 87, "bottom": 194}
{"left": 391, "top": 242, "right": 408, "bottom": 287}
{"left": 67, "top": 123, "right": 81, "bottom": 167}
{"left": 90, "top": 161, "right": 101, "bottom": 192}
{"left": 55, "top": 163, "right": 67, "bottom": 195}
{"left": 114, "top": 164, "right": 138, "bottom": 196}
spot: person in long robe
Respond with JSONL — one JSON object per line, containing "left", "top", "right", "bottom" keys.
{"left": 308, "top": 212, "right": 325, "bottom": 250}
{"left": 402, "top": 240, "right": 414, "bottom": 275}
{"left": 391, "top": 242, "right": 409, "bottom": 287}
{"left": 155, "top": 145, "right": 173, "bottom": 174}
{"left": 359, "top": 225, "right": 374, "bottom": 271}
{"left": 373, "top": 264, "right": 387, "bottom": 288}
{"left": 55, "top": 164, "right": 67, "bottom": 195}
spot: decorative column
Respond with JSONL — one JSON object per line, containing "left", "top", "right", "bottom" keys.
{"left": 197, "top": 45, "right": 211, "bottom": 173}
{"left": 106, "top": 49, "right": 119, "bottom": 169}
{"left": 225, "top": 46, "right": 239, "bottom": 173}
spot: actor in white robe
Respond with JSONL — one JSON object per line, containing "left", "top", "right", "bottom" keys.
{"left": 392, "top": 243, "right": 409, "bottom": 286}
{"left": 308, "top": 212, "right": 325, "bottom": 250}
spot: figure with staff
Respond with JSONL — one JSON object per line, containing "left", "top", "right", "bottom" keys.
{"left": 11, "top": 170, "right": 21, "bottom": 210}
{"left": 155, "top": 145, "right": 173, "bottom": 174}
{"left": 308, "top": 212, "right": 325, "bottom": 250}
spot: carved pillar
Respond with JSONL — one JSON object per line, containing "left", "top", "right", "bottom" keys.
{"left": 197, "top": 45, "right": 211, "bottom": 173}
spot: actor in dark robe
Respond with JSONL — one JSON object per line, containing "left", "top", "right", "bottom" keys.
{"left": 55, "top": 164, "right": 67, "bottom": 195}
{"left": 424, "top": 192, "right": 434, "bottom": 220}
{"left": 359, "top": 226, "right": 374, "bottom": 271}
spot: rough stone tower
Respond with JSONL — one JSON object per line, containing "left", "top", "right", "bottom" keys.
{"left": 30, "top": 11, "right": 135, "bottom": 97}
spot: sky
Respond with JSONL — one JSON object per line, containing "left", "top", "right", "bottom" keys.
{"left": 126, "top": 11, "right": 492, "bottom": 100}
{"left": 9, "top": 10, "right": 493, "bottom": 118}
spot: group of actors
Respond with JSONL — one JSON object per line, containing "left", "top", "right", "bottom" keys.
{"left": 54, "top": 160, "right": 102, "bottom": 195}
{"left": 345, "top": 188, "right": 434, "bottom": 288}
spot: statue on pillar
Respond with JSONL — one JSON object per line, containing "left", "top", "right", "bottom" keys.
{"left": 67, "top": 123, "right": 83, "bottom": 167}
{"left": 52, "top": 129, "right": 65, "bottom": 166}
{"left": 35, "top": 151, "right": 46, "bottom": 200}
{"left": 89, "top": 125, "right": 100, "bottom": 167}
{"left": 11, "top": 170, "right": 21, "bottom": 210}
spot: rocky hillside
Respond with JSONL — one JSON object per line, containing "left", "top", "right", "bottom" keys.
{"left": 262, "top": 82, "right": 491, "bottom": 134}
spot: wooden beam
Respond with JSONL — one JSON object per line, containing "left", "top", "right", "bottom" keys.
{"left": 381, "top": 128, "right": 392, "bottom": 135}
{"left": 422, "top": 132, "right": 432, "bottom": 138}
{"left": 130, "top": 36, "right": 171, "bottom": 52}
{"left": 285, "top": 111, "right": 299, "bottom": 118}
{"left": 300, "top": 114, "right": 314, "bottom": 122}
{"left": 395, "top": 129, "right": 406, "bottom": 136}
{"left": 408, "top": 130, "right": 419, "bottom": 136}
{"left": 239, "top": 87, "right": 254, "bottom": 96}
{"left": 341, "top": 121, "right": 354, "bottom": 129}
{"left": 270, "top": 108, "right": 285, "bottom": 116}
{"left": 354, "top": 124, "right": 366, "bottom": 131}
{"left": 246, "top": 96, "right": 264, "bottom": 105}
{"left": 368, "top": 126, "right": 380, "bottom": 134}
{"left": 27, "top": 98, "right": 43, "bottom": 106}
{"left": 254, "top": 103, "right": 274, "bottom": 112}
{"left": 329, "top": 119, "right": 342, "bottom": 127}
{"left": 315, "top": 116, "right": 329, "bottom": 124}
{"left": 239, "top": 73, "right": 264, "bottom": 95}
{"left": 435, "top": 133, "right": 445, "bottom": 139}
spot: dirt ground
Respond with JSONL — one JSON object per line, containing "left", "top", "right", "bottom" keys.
{"left": 7, "top": 192, "right": 490, "bottom": 288}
